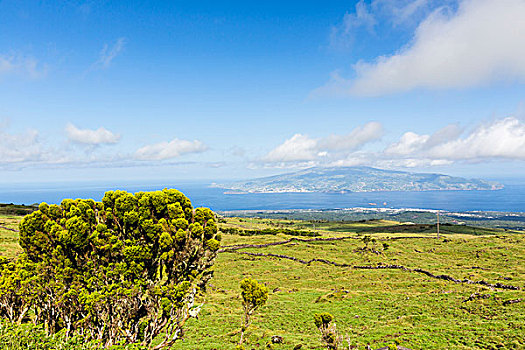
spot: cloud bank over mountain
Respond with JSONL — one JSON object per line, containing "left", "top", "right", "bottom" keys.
{"left": 260, "top": 117, "right": 525, "bottom": 169}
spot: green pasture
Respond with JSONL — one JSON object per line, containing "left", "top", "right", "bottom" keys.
{"left": 0, "top": 213, "right": 523, "bottom": 349}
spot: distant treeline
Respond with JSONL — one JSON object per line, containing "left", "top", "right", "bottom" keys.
{"left": 0, "top": 203, "right": 38, "bottom": 216}
{"left": 354, "top": 223, "right": 503, "bottom": 235}
{"left": 221, "top": 210, "right": 525, "bottom": 231}
{"left": 220, "top": 226, "right": 320, "bottom": 237}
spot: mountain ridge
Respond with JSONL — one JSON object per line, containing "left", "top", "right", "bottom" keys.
{"left": 216, "top": 166, "right": 503, "bottom": 193}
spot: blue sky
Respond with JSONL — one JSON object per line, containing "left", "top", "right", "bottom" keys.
{"left": 1, "top": 0, "right": 525, "bottom": 183}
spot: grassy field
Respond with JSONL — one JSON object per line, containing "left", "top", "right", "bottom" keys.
{"left": 0, "top": 214, "right": 23, "bottom": 258}
{"left": 1, "top": 214, "right": 524, "bottom": 349}
{"left": 223, "top": 209, "right": 525, "bottom": 231}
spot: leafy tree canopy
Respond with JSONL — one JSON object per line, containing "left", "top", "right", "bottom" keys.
{"left": 1, "top": 189, "right": 220, "bottom": 349}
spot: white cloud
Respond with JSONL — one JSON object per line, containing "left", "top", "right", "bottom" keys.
{"left": 424, "top": 124, "right": 463, "bottom": 148}
{"left": 322, "top": 0, "right": 525, "bottom": 96}
{"left": 385, "top": 131, "right": 430, "bottom": 155}
{"left": 262, "top": 117, "right": 525, "bottom": 170}
{"left": 330, "top": 0, "right": 376, "bottom": 48}
{"left": 389, "top": 0, "right": 428, "bottom": 24}
{"left": 319, "top": 121, "right": 383, "bottom": 151}
{"left": 329, "top": 0, "right": 457, "bottom": 52}
{"left": 263, "top": 134, "right": 319, "bottom": 162}
{"left": 93, "top": 37, "right": 126, "bottom": 69}
{"left": 329, "top": 155, "right": 370, "bottom": 167}
{"left": 429, "top": 117, "right": 525, "bottom": 160}
{"left": 0, "top": 123, "right": 67, "bottom": 167}
{"left": 135, "top": 138, "right": 208, "bottom": 161}
{"left": 263, "top": 122, "right": 383, "bottom": 164}
{"left": 1, "top": 122, "right": 209, "bottom": 169}
{"left": 229, "top": 146, "right": 247, "bottom": 158}
{"left": 0, "top": 122, "right": 92, "bottom": 168}
{"left": 377, "top": 158, "right": 454, "bottom": 168}
{"left": 385, "top": 117, "right": 525, "bottom": 162}
{"left": 66, "top": 123, "right": 120, "bottom": 145}
{"left": 385, "top": 124, "right": 463, "bottom": 156}
{"left": 0, "top": 54, "right": 47, "bottom": 79}
{"left": 372, "top": 0, "right": 442, "bottom": 26}
{"left": 0, "top": 127, "right": 43, "bottom": 163}
{"left": 347, "top": 0, "right": 376, "bottom": 31}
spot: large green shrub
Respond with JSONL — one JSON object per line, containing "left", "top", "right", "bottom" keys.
{"left": 0, "top": 189, "right": 220, "bottom": 349}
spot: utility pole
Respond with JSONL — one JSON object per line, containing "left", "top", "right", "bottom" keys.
{"left": 436, "top": 210, "right": 440, "bottom": 238}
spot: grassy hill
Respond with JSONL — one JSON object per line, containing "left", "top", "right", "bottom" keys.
{"left": 1, "top": 213, "right": 523, "bottom": 349}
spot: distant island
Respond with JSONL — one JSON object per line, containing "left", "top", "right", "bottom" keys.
{"left": 216, "top": 166, "right": 503, "bottom": 193}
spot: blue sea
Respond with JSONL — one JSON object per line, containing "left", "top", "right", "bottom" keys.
{"left": 0, "top": 180, "right": 524, "bottom": 213}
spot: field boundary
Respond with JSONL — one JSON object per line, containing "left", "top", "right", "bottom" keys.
{"left": 0, "top": 225, "right": 18, "bottom": 233}
{"left": 226, "top": 250, "right": 521, "bottom": 290}
{"left": 218, "top": 235, "right": 438, "bottom": 252}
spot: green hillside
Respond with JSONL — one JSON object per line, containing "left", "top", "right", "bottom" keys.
{"left": 0, "top": 213, "right": 523, "bottom": 349}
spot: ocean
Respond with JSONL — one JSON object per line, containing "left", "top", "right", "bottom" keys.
{"left": 0, "top": 180, "right": 524, "bottom": 213}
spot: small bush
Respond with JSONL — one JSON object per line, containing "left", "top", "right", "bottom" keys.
{"left": 313, "top": 312, "right": 341, "bottom": 350}
{"left": 239, "top": 278, "right": 269, "bottom": 346}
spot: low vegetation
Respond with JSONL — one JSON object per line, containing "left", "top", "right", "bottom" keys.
{"left": 0, "top": 203, "right": 524, "bottom": 349}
